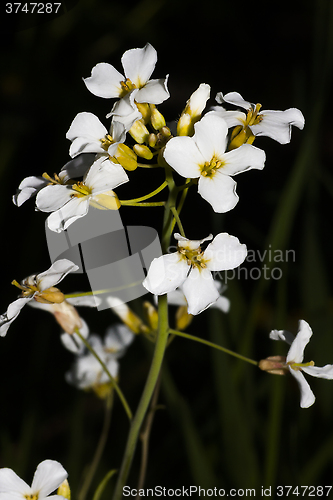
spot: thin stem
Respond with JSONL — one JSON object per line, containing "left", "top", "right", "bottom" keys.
{"left": 78, "top": 392, "right": 114, "bottom": 500}
{"left": 75, "top": 330, "right": 133, "bottom": 421}
{"left": 136, "top": 372, "right": 162, "bottom": 497}
{"left": 120, "top": 201, "right": 165, "bottom": 207}
{"left": 137, "top": 162, "right": 160, "bottom": 168}
{"left": 111, "top": 294, "right": 169, "bottom": 500}
{"left": 120, "top": 181, "right": 167, "bottom": 204}
{"left": 168, "top": 328, "right": 258, "bottom": 366}
{"left": 170, "top": 179, "right": 191, "bottom": 235}
{"left": 170, "top": 207, "right": 185, "bottom": 237}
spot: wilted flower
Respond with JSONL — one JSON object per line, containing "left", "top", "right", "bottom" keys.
{"left": 164, "top": 113, "right": 265, "bottom": 213}
{"left": 143, "top": 232, "right": 247, "bottom": 315}
{"left": 0, "top": 459, "right": 68, "bottom": 499}
{"left": 0, "top": 260, "right": 78, "bottom": 337}
{"left": 269, "top": 320, "right": 333, "bottom": 408}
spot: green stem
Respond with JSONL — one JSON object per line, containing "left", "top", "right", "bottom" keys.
{"left": 78, "top": 392, "right": 114, "bottom": 500}
{"left": 120, "top": 181, "right": 167, "bottom": 204}
{"left": 120, "top": 201, "right": 165, "bottom": 207}
{"left": 111, "top": 294, "right": 169, "bottom": 500}
{"left": 168, "top": 328, "right": 258, "bottom": 366}
{"left": 170, "top": 207, "right": 185, "bottom": 237}
{"left": 75, "top": 330, "right": 133, "bottom": 421}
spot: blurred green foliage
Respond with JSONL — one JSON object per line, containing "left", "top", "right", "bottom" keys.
{"left": 1, "top": 0, "right": 333, "bottom": 497}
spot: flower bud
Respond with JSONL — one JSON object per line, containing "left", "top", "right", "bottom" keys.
{"left": 150, "top": 105, "right": 166, "bottom": 130}
{"left": 136, "top": 102, "right": 151, "bottom": 123}
{"left": 175, "top": 305, "right": 193, "bottom": 331}
{"left": 35, "top": 287, "right": 65, "bottom": 304}
{"left": 57, "top": 479, "right": 71, "bottom": 500}
{"left": 113, "top": 144, "right": 137, "bottom": 171}
{"left": 51, "top": 301, "right": 83, "bottom": 334}
{"left": 143, "top": 301, "right": 158, "bottom": 331}
{"left": 258, "top": 355, "right": 287, "bottom": 376}
{"left": 148, "top": 133, "right": 158, "bottom": 148}
{"left": 133, "top": 144, "right": 154, "bottom": 160}
{"left": 129, "top": 120, "right": 150, "bottom": 144}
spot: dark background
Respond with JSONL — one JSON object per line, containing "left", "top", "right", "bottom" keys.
{"left": 1, "top": 0, "right": 333, "bottom": 496}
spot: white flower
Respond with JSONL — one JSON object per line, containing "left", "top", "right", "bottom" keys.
{"left": 84, "top": 43, "right": 169, "bottom": 106}
{"left": 0, "top": 259, "right": 79, "bottom": 337}
{"left": 65, "top": 324, "right": 134, "bottom": 395}
{"left": 36, "top": 156, "right": 129, "bottom": 233}
{"left": 106, "top": 89, "right": 143, "bottom": 131}
{"left": 163, "top": 113, "right": 266, "bottom": 213}
{"left": 66, "top": 112, "right": 126, "bottom": 158}
{"left": 213, "top": 91, "right": 305, "bottom": 144}
{"left": 12, "top": 155, "right": 94, "bottom": 207}
{"left": 0, "top": 459, "right": 67, "bottom": 499}
{"left": 270, "top": 320, "right": 333, "bottom": 408}
{"left": 143, "top": 233, "right": 247, "bottom": 315}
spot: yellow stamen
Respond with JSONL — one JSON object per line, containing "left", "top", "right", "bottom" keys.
{"left": 288, "top": 360, "right": 315, "bottom": 371}
{"left": 71, "top": 181, "right": 91, "bottom": 198}
{"left": 100, "top": 134, "right": 114, "bottom": 151}
{"left": 200, "top": 157, "right": 224, "bottom": 177}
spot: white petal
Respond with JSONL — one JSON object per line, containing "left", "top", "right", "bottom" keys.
{"left": 198, "top": 172, "right": 239, "bottom": 213}
{"left": 163, "top": 136, "right": 203, "bottom": 178}
{"left": 186, "top": 83, "right": 211, "bottom": 117}
{"left": 66, "top": 112, "right": 108, "bottom": 157}
{"left": 60, "top": 154, "right": 95, "bottom": 182}
{"left": 36, "top": 185, "right": 73, "bottom": 213}
{"left": 47, "top": 198, "right": 89, "bottom": 233}
{"left": 0, "top": 297, "right": 32, "bottom": 337}
{"left": 250, "top": 108, "right": 305, "bottom": 144}
{"left": 182, "top": 267, "right": 219, "bottom": 315}
{"left": 84, "top": 62, "right": 124, "bottom": 98}
{"left": 135, "top": 77, "right": 170, "bottom": 104}
{"left": 122, "top": 43, "right": 157, "bottom": 87}
{"left": 106, "top": 90, "right": 142, "bottom": 130}
{"left": 286, "top": 320, "right": 313, "bottom": 364}
{"left": 37, "top": 259, "right": 79, "bottom": 291}
{"left": 269, "top": 329, "right": 295, "bottom": 345}
{"left": 85, "top": 157, "right": 128, "bottom": 193}
{"left": 290, "top": 369, "right": 316, "bottom": 408}
{"left": 220, "top": 144, "right": 266, "bottom": 176}
{"left": 221, "top": 91, "right": 253, "bottom": 110}
{"left": 31, "top": 460, "right": 67, "bottom": 498}
{"left": 208, "top": 107, "right": 246, "bottom": 128}
{"left": 104, "top": 324, "right": 134, "bottom": 357}
{"left": 13, "top": 176, "right": 47, "bottom": 206}
{"left": 66, "top": 112, "right": 108, "bottom": 142}
{"left": 143, "top": 253, "right": 190, "bottom": 295}
{"left": 213, "top": 295, "right": 230, "bottom": 313}
{"left": 203, "top": 232, "right": 247, "bottom": 271}
{"left": 0, "top": 468, "right": 31, "bottom": 494}
{"left": 193, "top": 114, "right": 228, "bottom": 160}
{"left": 303, "top": 364, "right": 333, "bottom": 379}
{"left": 174, "top": 233, "right": 213, "bottom": 250}
{"left": 60, "top": 318, "right": 89, "bottom": 354}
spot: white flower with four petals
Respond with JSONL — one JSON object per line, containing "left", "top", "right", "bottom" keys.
{"left": 270, "top": 320, "right": 333, "bottom": 408}
{"left": 143, "top": 232, "right": 247, "bottom": 315}
{"left": 164, "top": 113, "right": 266, "bottom": 213}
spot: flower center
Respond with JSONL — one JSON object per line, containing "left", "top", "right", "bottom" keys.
{"left": 178, "top": 246, "right": 207, "bottom": 269}
{"left": 11, "top": 279, "right": 65, "bottom": 304}
{"left": 287, "top": 360, "right": 315, "bottom": 371}
{"left": 119, "top": 78, "right": 137, "bottom": 98}
{"left": 200, "top": 156, "right": 224, "bottom": 178}
{"left": 244, "top": 103, "right": 263, "bottom": 127}
{"left": 25, "top": 494, "right": 38, "bottom": 499}
{"left": 100, "top": 134, "right": 115, "bottom": 151}
{"left": 71, "top": 181, "right": 92, "bottom": 198}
